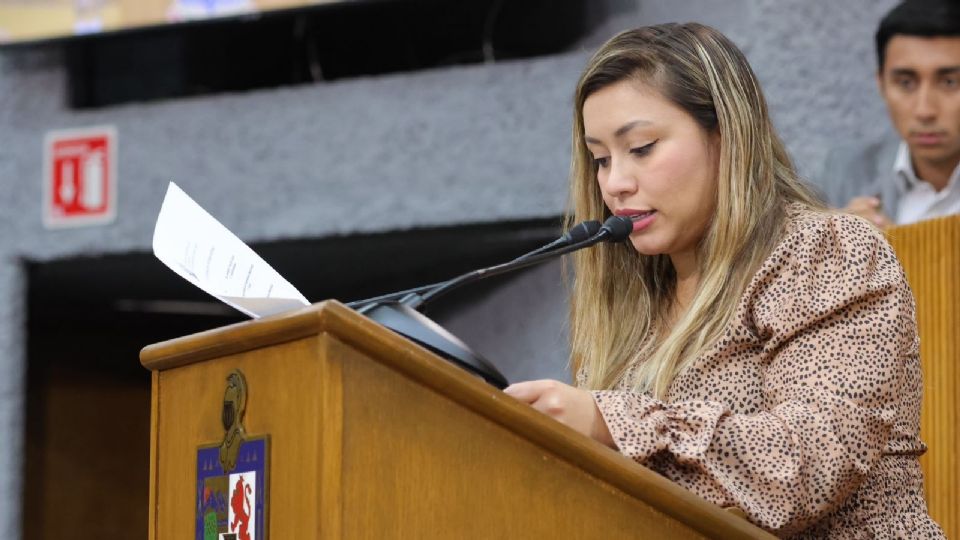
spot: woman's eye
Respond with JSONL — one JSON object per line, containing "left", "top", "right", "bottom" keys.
{"left": 593, "top": 156, "right": 610, "bottom": 168}
{"left": 630, "top": 140, "right": 657, "bottom": 157}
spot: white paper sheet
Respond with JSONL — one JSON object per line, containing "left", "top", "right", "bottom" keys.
{"left": 152, "top": 182, "right": 309, "bottom": 318}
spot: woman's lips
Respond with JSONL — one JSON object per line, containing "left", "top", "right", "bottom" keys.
{"left": 616, "top": 209, "right": 657, "bottom": 232}
{"left": 629, "top": 211, "right": 657, "bottom": 232}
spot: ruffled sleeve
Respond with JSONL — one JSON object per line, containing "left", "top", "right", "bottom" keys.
{"left": 591, "top": 213, "right": 917, "bottom": 535}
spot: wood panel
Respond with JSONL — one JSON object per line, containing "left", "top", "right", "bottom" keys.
{"left": 338, "top": 337, "right": 707, "bottom": 539}
{"left": 23, "top": 372, "right": 150, "bottom": 540}
{"left": 148, "top": 371, "right": 159, "bottom": 540}
{"left": 888, "top": 215, "right": 960, "bottom": 539}
{"left": 152, "top": 335, "right": 339, "bottom": 539}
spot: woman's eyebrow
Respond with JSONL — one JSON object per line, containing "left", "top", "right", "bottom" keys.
{"left": 614, "top": 119, "right": 651, "bottom": 138}
{"left": 585, "top": 119, "right": 652, "bottom": 145}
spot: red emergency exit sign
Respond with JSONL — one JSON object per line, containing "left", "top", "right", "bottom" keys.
{"left": 43, "top": 126, "right": 117, "bottom": 228}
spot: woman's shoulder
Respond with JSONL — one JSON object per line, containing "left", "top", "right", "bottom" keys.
{"left": 744, "top": 204, "right": 912, "bottom": 344}
{"left": 777, "top": 204, "right": 895, "bottom": 263}
{"left": 784, "top": 203, "right": 882, "bottom": 238}
{"left": 746, "top": 204, "right": 905, "bottom": 307}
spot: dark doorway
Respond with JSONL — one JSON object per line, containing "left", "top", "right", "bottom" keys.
{"left": 22, "top": 217, "right": 559, "bottom": 539}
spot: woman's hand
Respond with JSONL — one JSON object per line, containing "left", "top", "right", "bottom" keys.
{"left": 504, "top": 379, "right": 615, "bottom": 448}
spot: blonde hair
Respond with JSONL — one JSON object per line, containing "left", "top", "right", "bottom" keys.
{"left": 569, "top": 23, "right": 823, "bottom": 397}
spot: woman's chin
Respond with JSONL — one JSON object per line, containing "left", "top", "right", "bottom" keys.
{"left": 629, "top": 238, "right": 668, "bottom": 256}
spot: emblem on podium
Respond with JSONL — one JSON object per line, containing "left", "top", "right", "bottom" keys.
{"left": 196, "top": 370, "right": 269, "bottom": 540}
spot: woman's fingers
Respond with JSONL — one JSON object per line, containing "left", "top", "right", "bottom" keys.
{"left": 503, "top": 379, "right": 555, "bottom": 403}
{"left": 505, "top": 380, "right": 576, "bottom": 419}
{"left": 505, "top": 380, "right": 614, "bottom": 447}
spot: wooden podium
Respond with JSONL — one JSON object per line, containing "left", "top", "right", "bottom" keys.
{"left": 888, "top": 215, "right": 960, "bottom": 539}
{"left": 140, "top": 300, "right": 773, "bottom": 539}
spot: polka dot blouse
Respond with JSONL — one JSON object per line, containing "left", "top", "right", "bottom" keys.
{"left": 584, "top": 208, "right": 945, "bottom": 538}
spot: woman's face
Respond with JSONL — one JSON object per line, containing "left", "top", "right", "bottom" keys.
{"left": 583, "top": 80, "right": 720, "bottom": 265}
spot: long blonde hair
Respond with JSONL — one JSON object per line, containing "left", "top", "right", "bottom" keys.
{"left": 569, "top": 23, "right": 822, "bottom": 397}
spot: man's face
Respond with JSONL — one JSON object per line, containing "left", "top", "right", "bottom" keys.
{"left": 879, "top": 35, "right": 960, "bottom": 169}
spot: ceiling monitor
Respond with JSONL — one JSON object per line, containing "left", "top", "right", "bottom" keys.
{"left": 1, "top": 0, "right": 589, "bottom": 108}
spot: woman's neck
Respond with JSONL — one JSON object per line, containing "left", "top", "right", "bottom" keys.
{"left": 667, "top": 251, "right": 700, "bottom": 326}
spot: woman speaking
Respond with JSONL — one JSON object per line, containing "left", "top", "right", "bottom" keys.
{"left": 504, "top": 23, "right": 944, "bottom": 538}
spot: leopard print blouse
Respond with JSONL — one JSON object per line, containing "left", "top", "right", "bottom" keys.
{"left": 585, "top": 208, "right": 945, "bottom": 538}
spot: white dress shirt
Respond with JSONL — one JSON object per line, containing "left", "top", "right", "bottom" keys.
{"left": 894, "top": 142, "right": 960, "bottom": 225}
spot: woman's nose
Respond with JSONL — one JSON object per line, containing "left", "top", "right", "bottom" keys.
{"left": 602, "top": 157, "right": 638, "bottom": 198}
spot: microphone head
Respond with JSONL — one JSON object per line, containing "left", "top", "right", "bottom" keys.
{"left": 600, "top": 216, "right": 633, "bottom": 242}
{"left": 564, "top": 220, "right": 602, "bottom": 244}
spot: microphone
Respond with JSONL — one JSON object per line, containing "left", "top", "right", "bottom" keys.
{"left": 405, "top": 215, "right": 632, "bottom": 309}
{"left": 511, "top": 219, "right": 601, "bottom": 262}
{"left": 345, "top": 219, "right": 603, "bottom": 310}
{"left": 355, "top": 215, "right": 631, "bottom": 390}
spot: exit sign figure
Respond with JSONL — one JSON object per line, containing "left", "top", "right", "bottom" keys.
{"left": 43, "top": 126, "right": 117, "bottom": 228}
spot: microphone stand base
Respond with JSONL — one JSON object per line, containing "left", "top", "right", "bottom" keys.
{"left": 357, "top": 301, "right": 509, "bottom": 389}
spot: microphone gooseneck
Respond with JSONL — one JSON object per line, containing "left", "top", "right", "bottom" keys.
{"left": 345, "top": 219, "right": 605, "bottom": 309}
{"left": 512, "top": 219, "right": 601, "bottom": 262}
{"left": 406, "top": 215, "right": 632, "bottom": 310}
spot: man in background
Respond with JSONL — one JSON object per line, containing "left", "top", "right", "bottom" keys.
{"left": 820, "top": 0, "right": 960, "bottom": 227}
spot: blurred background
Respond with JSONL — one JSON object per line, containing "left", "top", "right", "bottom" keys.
{"left": 0, "top": 0, "right": 896, "bottom": 538}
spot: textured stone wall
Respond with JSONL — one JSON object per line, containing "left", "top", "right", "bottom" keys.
{"left": 0, "top": 0, "right": 899, "bottom": 534}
